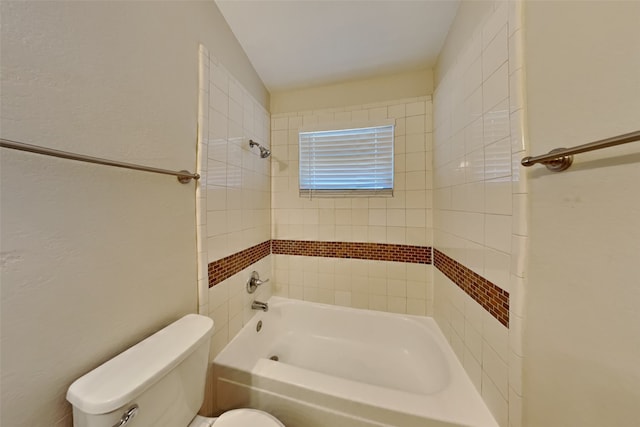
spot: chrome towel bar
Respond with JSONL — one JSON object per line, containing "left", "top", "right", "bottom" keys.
{"left": 521, "top": 130, "right": 640, "bottom": 172}
{"left": 0, "top": 138, "right": 200, "bottom": 183}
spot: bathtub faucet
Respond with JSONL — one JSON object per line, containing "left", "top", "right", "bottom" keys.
{"left": 252, "top": 300, "right": 269, "bottom": 312}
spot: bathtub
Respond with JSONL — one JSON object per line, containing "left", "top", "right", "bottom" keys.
{"left": 212, "top": 297, "right": 498, "bottom": 427}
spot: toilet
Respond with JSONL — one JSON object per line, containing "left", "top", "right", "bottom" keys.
{"left": 66, "top": 314, "right": 284, "bottom": 427}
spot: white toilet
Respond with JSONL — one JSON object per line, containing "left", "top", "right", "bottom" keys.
{"left": 66, "top": 314, "right": 284, "bottom": 427}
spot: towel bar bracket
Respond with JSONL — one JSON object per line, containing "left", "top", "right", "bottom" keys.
{"left": 522, "top": 148, "right": 574, "bottom": 172}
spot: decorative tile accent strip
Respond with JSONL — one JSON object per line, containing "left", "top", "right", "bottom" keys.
{"left": 272, "top": 240, "right": 432, "bottom": 264}
{"left": 208, "top": 240, "right": 271, "bottom": 288}
{"left": 433, "top": 249, "right": 509, "bottom": 328}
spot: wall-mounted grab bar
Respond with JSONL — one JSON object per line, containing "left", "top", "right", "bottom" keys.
{"left": 0, "top": 138, "right": 200, "bottom": 183}
{"left": 521, "top": 130, "right": 640, "bottom": 172}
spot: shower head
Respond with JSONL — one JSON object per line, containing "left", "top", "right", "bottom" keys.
{"left": 249, "top": 140, "right": 271, "bottom": 158}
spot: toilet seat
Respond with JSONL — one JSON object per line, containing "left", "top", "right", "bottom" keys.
{"left": 189, "top": 409, "right": 284, "bottom": 427}
{"left": 214, "top": 409, "right": 284, "bottom": 427}
{"left": 189, "top": 415, "right": 215, "bottom": 427}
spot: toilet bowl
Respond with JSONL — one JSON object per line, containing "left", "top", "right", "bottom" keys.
{"left": 66, "top": 314, "right": 285, "bottom": 427}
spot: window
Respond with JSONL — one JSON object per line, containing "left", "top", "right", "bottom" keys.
{"left": 299, "top": 121, "right": 394, "bottom": 197}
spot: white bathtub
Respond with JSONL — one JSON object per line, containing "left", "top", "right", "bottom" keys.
{"left": 212, "top": 297, "right": 498, "bottom": 427}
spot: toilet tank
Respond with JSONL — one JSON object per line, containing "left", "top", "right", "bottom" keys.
{"left": 67, "top": 314, "right": 214, "bottom": 427}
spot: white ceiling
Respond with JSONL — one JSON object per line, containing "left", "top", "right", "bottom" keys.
{"left": 216, "top": 0, "right": 460, "bottom": 92}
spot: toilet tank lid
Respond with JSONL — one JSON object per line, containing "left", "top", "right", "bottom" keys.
{"left": 66, "top": 314, "right": 214, "bottom": 414}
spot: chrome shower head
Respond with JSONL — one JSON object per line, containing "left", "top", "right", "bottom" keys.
{"left": 249, "top": 140, "right": 271, "bottom": 158}
{"left": 259, "top": 146, "right": 271, "bottom": 158}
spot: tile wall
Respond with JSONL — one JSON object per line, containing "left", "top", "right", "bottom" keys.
{"left": 434, "top": 249, "right": 509, "bottom": 328}
{"left": 270, "top": 97, "right": 434, "bottom": 315}
{"left": 197, "top": 45, "right": 272, "bottom": 359}
{"left": 432, "top": 2, "right": 526, "bottom": 426}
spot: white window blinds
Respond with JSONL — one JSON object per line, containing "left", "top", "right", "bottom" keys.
{"left": 299, "top": 123, "right": 394, "bottom": 197}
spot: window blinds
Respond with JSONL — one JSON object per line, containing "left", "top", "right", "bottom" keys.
{"left": 299, "top": 124, "right": 394, "bottom": 197}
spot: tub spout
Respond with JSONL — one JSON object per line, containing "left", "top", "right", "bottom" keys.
{"left": 252, "top": 300, "right": 268, "bottom": 312}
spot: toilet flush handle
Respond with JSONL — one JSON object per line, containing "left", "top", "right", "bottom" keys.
{"left": 112, "top": 404, "right": 139, "bottom": 427}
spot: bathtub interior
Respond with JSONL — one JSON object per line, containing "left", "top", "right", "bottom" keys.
{"left": 268, "top": 328, "right": 444, "bottom": 394}
{"left": 227, "top": 297, "right": 450, "bottom": 394}
{"left": 213, "top": 297, "right": 498, "bottom": 427}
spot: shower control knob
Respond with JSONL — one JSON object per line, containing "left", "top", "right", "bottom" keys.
{"left": 247, "top": 271, "right": 269, "bottom": 294}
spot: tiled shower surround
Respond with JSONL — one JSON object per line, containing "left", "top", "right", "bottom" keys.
{"left": 433, "top": 2, "right": 526, "bottom": 426}
{"left": 270, "top": 97, "right": 436, "bottom": 315}
{"left": 196, "top": 45, "right": 272, "bottom": 357}
{"left": 198, "top": 2, "right": 526, "bottom": 422}
{"left": 206, "top": 240, "right": 511, "bottom": 329}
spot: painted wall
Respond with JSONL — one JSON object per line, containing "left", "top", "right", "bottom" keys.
{"left": 270, "top": 69, "right": 433, "bottom": 114}
{"left": 270, "top": 95, "right": 434, "bottom": 315}
{"left": 432, "top": 1, "right": 527, "bottom": 426}
{"left": 523, "top": 1, "right": 640, "bottom": 426}
{"left": 0, "top": 2, "right": 266, "bottom": 426}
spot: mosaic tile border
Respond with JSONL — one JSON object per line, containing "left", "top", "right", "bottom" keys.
{"left": 208, "top": 240, "right": 271, "bottom": 287}
{"left": 208, "top": 240, "right": 431, "bottom": 288}
{"left": 271, "top": 240, "right": 432, "bottom": 264}
{"left": 433, "top": 249, "right": 509, "bottom": 327}
{"left": 207, "top": 240, "right": 507, "bottom": 327}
